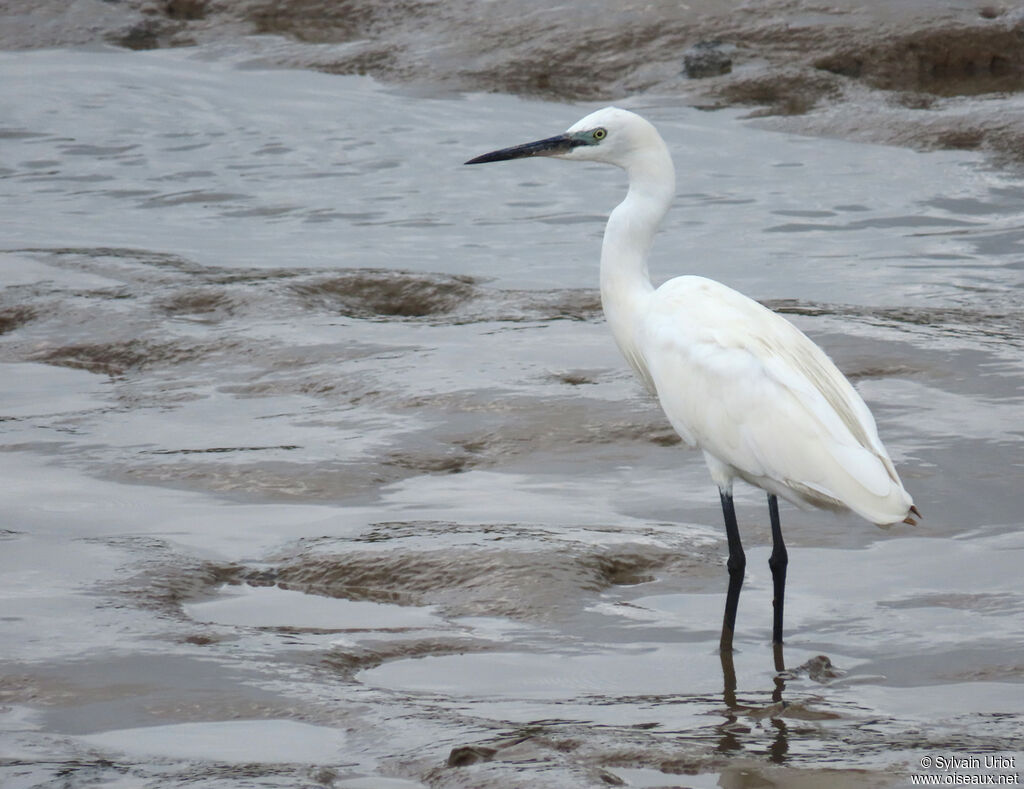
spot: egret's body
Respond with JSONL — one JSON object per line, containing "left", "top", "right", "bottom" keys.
{"left": 467, "top": 107, "right": 917, "bottom": 649}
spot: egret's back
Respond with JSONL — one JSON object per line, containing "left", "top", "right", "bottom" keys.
{"left": 636, "top": 276, "right": 914, "bottom": 526}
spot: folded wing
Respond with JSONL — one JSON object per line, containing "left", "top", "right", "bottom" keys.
{"left": 640, "top": 276, "right": 913, "bottom": 525}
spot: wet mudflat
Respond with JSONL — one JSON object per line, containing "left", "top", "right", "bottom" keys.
{"left": 1, "top": 45, "right": 1023, "bottom": 788}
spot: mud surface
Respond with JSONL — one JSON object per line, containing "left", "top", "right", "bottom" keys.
{"left": 1, "top": 10, "right": 1023, "bottom": 789}
{"left": 7, "top": 1, "right": 1024, "bottom": 162}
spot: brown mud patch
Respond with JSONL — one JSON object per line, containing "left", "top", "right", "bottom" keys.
{"left": 323, "top": 635, "right": 493, "bottom": 680}
{"left": 31, "top": 338, "right": 214, "bottom": 376}
{"left": 92, "top": 535, "right": 244, "bottom": 612}
{"left": 813, "top": 23, "right": 1024, "bottom": 96}
{"left": 157, "top": 288, "right": 238, "bottom": 320}
{"left": 0, "top": 305, "right": 36, "bottom": 335}
{"left": 270, "top": 532, "right": 701, "bottom": 620}
{"left": 292, "top": 270, "right": 479, "bottom": 319}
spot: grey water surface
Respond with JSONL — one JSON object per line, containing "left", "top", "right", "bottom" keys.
{"left": 1, "top": 46, "right": 1023, "bottom": 788}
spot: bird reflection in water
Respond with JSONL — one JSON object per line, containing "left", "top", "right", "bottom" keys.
{"left": 717, "top": 644, "right": 791, "bottom": 763}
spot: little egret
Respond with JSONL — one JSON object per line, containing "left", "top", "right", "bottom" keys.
{"left": 465, "top": 107, "right": 918, "bottom": 650}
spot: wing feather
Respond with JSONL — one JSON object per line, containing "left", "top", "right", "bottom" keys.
{"left": 637, "top": 276, "right": 912, "bottom": 523}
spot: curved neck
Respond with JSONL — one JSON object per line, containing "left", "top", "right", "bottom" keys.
{"left": 599, "top": 141, "right": 676, "bottom": 357}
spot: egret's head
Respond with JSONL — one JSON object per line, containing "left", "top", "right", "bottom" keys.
{"left": 465, "top": 106, "right": 660, "bottom": 169}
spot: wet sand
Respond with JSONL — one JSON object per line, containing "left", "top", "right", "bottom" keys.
{"left": 1, "top": 7, "right": 1023, "bottom": 789}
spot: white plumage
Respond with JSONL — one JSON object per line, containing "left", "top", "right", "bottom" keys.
{"left": 467, "top": 106, "right": 918, "bottom": 647}
{"left": 639, "top": 275, "right": 913, "bottom": 525}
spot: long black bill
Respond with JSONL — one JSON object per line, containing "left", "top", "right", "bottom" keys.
{"left": 464, "top": 133, "right": 577, "bottom": 165}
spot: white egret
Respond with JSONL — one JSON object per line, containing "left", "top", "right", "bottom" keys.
{"left": 465, "top": 107, "right": 919, "bottom": 650}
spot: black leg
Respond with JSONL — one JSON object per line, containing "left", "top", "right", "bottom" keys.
{"left": 719, "top": 489, "right": 745, "bottom": 653}
{"left": 767, "top": 493, "right": 788, "bottom": 645}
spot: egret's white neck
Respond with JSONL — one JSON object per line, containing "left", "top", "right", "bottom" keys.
{"left": 599, "top": 141, "right": 676, "bottom": 381}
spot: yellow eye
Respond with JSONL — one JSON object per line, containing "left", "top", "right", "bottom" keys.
{"left": 593, "top": 128, "right": 607, "bottom": 140}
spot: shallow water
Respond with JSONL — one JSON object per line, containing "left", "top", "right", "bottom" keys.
{"left": 1, "top": 46, "right": 1023, "bottom": 788}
